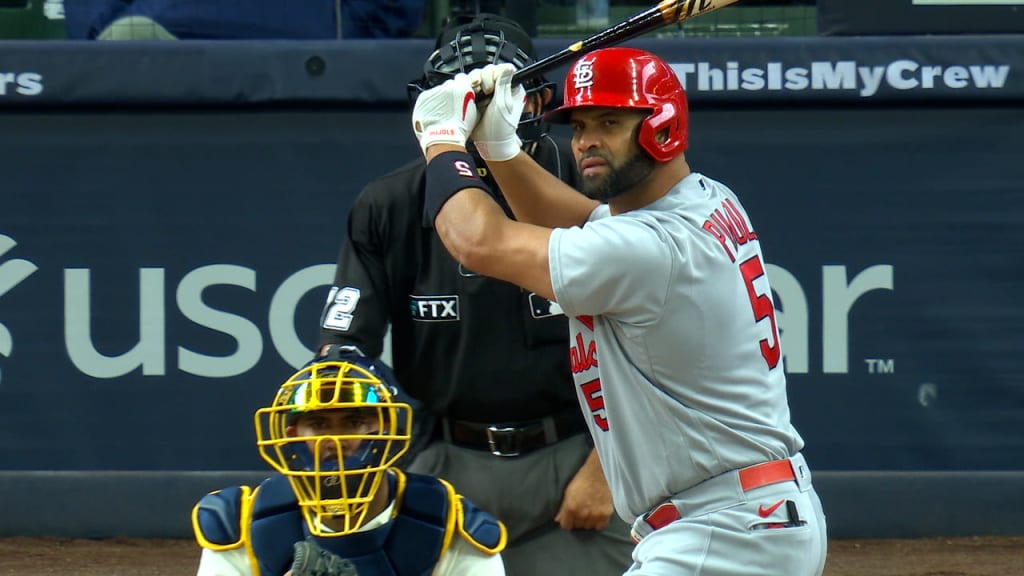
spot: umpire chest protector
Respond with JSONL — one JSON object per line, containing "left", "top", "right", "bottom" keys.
{"left": 193, "top": 469, "right": 504, "bottom": 575}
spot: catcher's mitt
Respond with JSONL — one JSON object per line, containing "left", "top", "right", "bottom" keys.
{"left": 290, "top": 539, "right": 359, "bottom": 576}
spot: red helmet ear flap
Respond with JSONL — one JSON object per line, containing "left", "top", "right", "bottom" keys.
{"left": 639, "top": 100, "right": 688, "bottom": 163}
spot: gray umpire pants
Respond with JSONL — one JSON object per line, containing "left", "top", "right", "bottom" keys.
{"left": 407, "top": 433, "right": 635, "bottom": 576}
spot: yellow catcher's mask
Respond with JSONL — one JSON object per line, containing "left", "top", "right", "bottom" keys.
{"left": 255, "top": 358, "right": 412, "bottom": 536}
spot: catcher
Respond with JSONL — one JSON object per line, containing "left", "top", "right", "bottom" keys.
{"left": 191, "top": 346, "right": 508, "bottom": 575}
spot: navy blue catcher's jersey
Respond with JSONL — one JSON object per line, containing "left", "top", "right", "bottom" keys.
{"left": 193, "top": 469, "right": 506, "bottom": 576}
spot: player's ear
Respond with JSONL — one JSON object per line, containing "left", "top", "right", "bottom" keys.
{"left": 526, "top": 93, "right": 545, "bottom": 117}
{"left": 541, "top": 86, "right": 553, "bottom": 107}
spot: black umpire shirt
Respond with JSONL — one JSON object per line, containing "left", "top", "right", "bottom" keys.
{"left": 319, "top": 135, "right": 583, "bottom": 423}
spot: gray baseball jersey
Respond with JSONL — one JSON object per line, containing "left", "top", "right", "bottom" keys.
{"left": 549, "top": 172, "right": 804, "bottom": 523}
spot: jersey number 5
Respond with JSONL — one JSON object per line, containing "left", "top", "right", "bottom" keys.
{"left": 739, "top": 255, "right": 781, "bottom": 370}
{"left": 580, "top": 379, "right": 609, "bottom": 431}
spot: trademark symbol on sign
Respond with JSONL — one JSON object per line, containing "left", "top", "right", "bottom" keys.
{"left": 864, "top": 358, "right": 895, "bottom": 374}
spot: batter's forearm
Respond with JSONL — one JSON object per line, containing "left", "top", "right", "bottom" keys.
{"left": 424, "top": 143, "right": 464, "bottom": 162}
{"left": 487, "top": 153, "right": 597, "bottom": 229}
{"left": 435, "top": 189, "right": 557, "bottom": 302}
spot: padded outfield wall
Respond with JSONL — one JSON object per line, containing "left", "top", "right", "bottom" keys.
{"left": 0, "top": 36, "right": 1022, "bottom": 539}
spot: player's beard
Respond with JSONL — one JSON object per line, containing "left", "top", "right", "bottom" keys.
{"left": 580, "top": 146, "right": 658, "bottom": 202}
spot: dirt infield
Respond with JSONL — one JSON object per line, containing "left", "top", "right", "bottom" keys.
{"left": 1, "top": 536, "right": 1023, "bottom": 575}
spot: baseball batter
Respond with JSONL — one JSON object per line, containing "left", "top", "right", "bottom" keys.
{"left": 410, "top": 48, "right": 828, "bottom": 575}
{"left": 317, "top": 13, "right": 634, "bottom": 576}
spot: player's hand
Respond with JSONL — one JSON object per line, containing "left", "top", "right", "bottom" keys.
{"left": 469, "top": 63, "right": 525, "bottom": 162}
{"left": 412, "top": 73, "right": 479, "bottom": 156}
{"left": 554, "top": 449, "right": 615, "bottom": 531}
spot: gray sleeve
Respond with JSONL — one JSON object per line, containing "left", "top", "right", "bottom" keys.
{"left": 549, "top": 217, "right": 672, "bottom": 322}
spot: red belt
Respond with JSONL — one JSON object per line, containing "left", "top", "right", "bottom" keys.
{"left": 643, "top": 459, "right": 797, "bottom": 531}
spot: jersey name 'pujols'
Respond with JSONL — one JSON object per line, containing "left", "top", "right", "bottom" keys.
{"left": 702, "top": 197, "right": 757, "bottom": 264}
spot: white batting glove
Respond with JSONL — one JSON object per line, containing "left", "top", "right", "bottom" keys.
{"left": 470, "top": 63, "right": 526, "bottom": 162}
{"left": 412, "top": 73, "right": 479, "bottom": 156}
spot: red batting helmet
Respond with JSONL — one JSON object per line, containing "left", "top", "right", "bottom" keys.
{"left": 547, "top": 47, "right": 688, "bottom": 162}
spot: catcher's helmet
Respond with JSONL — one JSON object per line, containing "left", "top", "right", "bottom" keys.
{"left": 547, "top": 47, "right": 688, "bottom": 163}
{"left": 407, "top": 13, "right": 554, "bottom": 144}
{"left": 255, "top": 352, "right": 412, "bottom": 537}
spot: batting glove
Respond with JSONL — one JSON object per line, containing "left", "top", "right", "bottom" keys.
{"left": 470, "top": 63, "right": 526, "bottom": 162}
{"left": 412, "top": 73, "right": 479, "bottom": 156}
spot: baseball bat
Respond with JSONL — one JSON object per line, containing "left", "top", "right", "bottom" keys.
{"left": 512, "top": 0, "right": 742, "bottom": 83}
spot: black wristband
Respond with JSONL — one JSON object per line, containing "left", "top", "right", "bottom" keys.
{"left": 424, "top": 151, "right": 491, "bottom": 223}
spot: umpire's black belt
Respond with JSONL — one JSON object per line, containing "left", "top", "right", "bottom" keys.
{"left": 439, "top": 412, "right": 586, "bottom": 457}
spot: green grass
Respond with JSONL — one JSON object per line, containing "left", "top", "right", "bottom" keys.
{"left": 537, "top": 5, "right": 817, "bottom": 38}
{"left": 0, "top": 1, "right": 67, "bottom": 40}
{"left": 0, "top": 1, "right": 815, "bottom": 41}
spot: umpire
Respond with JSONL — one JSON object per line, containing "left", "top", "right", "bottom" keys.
{"left": 316, "top": 13, "right": 633, "bottom": 576}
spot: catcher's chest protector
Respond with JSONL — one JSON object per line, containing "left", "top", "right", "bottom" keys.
{"left": 247, "top": 471, "right": 501, "bottom": 575}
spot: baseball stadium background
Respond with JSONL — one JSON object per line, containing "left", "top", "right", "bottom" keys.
{"left": 0, "top": 0, "right": 1023, "bottom": 543}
